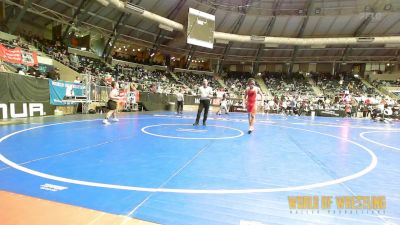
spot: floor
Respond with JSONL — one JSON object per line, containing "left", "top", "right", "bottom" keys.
{"left": 0, "top": 112, "right": 399, "bottom": 225}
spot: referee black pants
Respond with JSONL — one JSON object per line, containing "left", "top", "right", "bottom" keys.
{"left": 195, "top": 99, "right": 210, "bottom": 124}
{"left": 176, "top": 100, "right": 183, "bottom": 113}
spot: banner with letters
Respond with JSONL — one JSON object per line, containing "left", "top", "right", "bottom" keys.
{"left": 48, "top": 80, "right": 85, "bottom": 106}
{"left": 0, "top": 44, "right": 38, "bottom": 66}
{"left": 0, "top": 72, "right": 55, "bottom": 119}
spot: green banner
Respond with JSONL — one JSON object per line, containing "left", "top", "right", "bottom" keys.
{"left": 0, "top": 72, "right": 55, "bottom": 119}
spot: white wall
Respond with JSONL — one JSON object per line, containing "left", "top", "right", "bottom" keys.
{"left": 292, "top": 64, "right": 300, "bottom": 72}
{"left": 385, "top": 86, "right": 400, "bottom": 91}
{"left": 275, "top": 64, "right": 283, "bottom": 72}
{"left": 299, "top": 63, "right": 308, "bottom": 72}
{"left": 244, "top": 65, "right": 252, "bottom": 72}
{"left": 308, "top": 63, "right": 317, "bottom": 72}
{"left": 0, "top": 31, "right": 16, "bottom": 40}
{"left": 258, "top": 64, "right": 266, "bottom": 72}
{"left": 53, "top": 60, "right": 81, "bottom": 82}
{"left": 368, "top": 73, "right": 400, "bottom": 81}
{"left": 316, "top": 63, "right": 333, "bottom": 73}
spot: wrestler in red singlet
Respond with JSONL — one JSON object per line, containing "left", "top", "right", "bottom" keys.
{"left": 245, "top": 78, "right": 262, "bottom": 134}
{"left": 246, "top": 87, "right": 257, "bottom": 113}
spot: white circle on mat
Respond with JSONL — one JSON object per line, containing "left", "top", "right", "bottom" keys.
{"left": 141, "top": 124, "right": 244, "bottom": 140}
{"left": 360, "top": 130, "right": 400, "bottom": 151}
{"left": 0, "top": 118, "right": 377, "bottom": 194}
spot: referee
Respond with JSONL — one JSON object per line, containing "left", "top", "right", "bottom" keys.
{"left": 193, "top": 79, "right": 213, "bottom": 126}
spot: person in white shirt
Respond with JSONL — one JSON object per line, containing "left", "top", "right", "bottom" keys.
{"left": 73, "top": 76, "right": 81, "bottom": 84}
{"left": 176, "top": 89, "right": 184, "bottom": 114}
{"left": 126, "top": 84, "right": 137, "bottom": 111}
{"left": 194, "top": 79, "right": 213, "bottom": 126}
{"left": 217, "top": 93, "right": 229, "bottom": 115}
{"left": 17, "top": 68, "right": 25, "bottom": 75}
{"left": 103, "top": 81, "right": 122, "bottom": 125}
{"left": 0, "top": 61, "right": 7, "bottom": 72}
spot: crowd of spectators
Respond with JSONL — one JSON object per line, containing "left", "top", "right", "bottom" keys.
{"left": 223, "top": 72, "right": 255, "bottom": 97}
{"left": 264, "top": 72, "right": 314, "bottom": 97}
{"left": 0, "top": 36, "right": 29, "bottom": 50}
{"left": 175, "top": 72, "right": 223, "bottom": 95}
{"left": 257, "top": 71, "right": 400, "bottom": 119}
{"left": 2, "top": 31, "right": 400, "bottom": 119}
{"left": 18, "top": 33, "right": 190, "bottom": 95}
{"left": 0, "top": 34, "right": 62, "bottom": 79}
{"left": 371, "top": 79, "right": 400, "bottom": 87}
{"left": 311, "top": 72, "right": 378, "bottom": 97}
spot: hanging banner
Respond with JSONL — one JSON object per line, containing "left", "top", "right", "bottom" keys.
{"left": 0, "top": 72, "right": 55, "bottom": 119}
{"left": 0, "top": 44, "right": 21, "bottom": 64}
{"left": 48, "top": 80, "right": 85, "bottom": 105}
{"left": 21, "top": 49, "right": 38, "bottom": 66}
{"left": 0, "top": 44, "right": 38, "bottom": 66}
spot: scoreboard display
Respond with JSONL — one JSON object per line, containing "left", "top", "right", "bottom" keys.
{"left": 187, "top": 8, "right": 215, "bottom": 49}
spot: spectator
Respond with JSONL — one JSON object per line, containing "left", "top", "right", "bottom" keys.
{"left": 74, "top": 76, "right": 81, "bottom": 83}
{"left": 27, "top": 65, "right": 41, "bottom": 78}
{"left": 149, "top": 83, "right": 157, "bottom": 93}
{"left": 47, "top": 68, "right": 60, "bottom": 80}
{"left": 0, "top": 61, "right": 7, "bottom": 72}
{"left": 17, "top": 68, "right": 25, "bottom": 75}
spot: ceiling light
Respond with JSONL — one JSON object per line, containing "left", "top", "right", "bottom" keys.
{"left": 215, "top": 39, "right": 229, "bottom": 44}
{"left": 125, "top": 2, "right": 145, "bottom": 14}
{"left": 250, "top": 35, "right": 266, "bottom": 42}
{"left": 159, "top": 24, "right": 174, "bottom": 32}
{"left": 357, "top": 37, "right": 375, "bottom": 42}
{"left": 95, "top": 0, "right": 110, "bottom": 7}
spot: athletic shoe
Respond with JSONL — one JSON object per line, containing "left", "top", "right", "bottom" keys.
{"left": 193, "top": 123, "right": 199, "bottom": 126}
{"left": 103, "top": 119, "right": 111, "bottom": 125}
{"left": 248, "top": 126, "right": 254, "bottom": 134}
{"left": 111, "top": 118, "right": 119, "bottom": 122}
{"left": 203, "top": 122, "right": 206, "bottom": 126}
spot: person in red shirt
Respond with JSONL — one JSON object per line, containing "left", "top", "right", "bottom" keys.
{"left": 244, "top": 78, "right": 263, "bottom": 134}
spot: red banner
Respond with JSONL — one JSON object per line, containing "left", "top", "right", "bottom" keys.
{"left": 0, "top": 44, "right": 38, "bottom": 66}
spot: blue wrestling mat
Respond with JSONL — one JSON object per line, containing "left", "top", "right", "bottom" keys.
{"left": 0, "top": 112, "right": 399, "bottom": 225}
